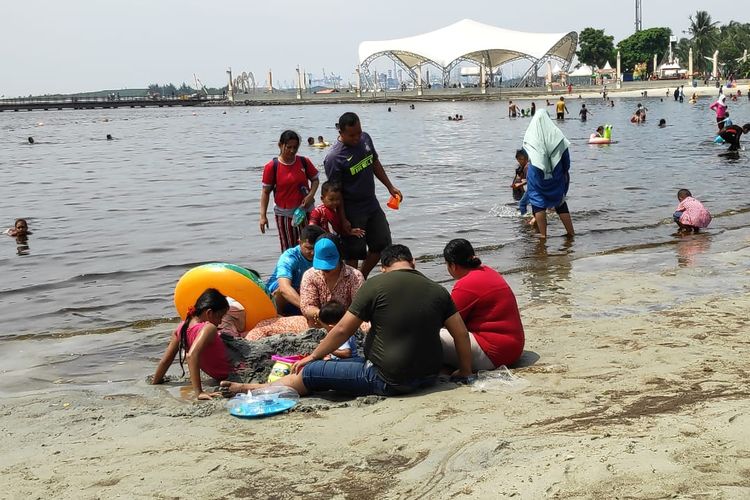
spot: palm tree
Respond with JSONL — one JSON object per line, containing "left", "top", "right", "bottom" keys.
{"left": 688, "top": 11, "right": 719, "bottom": 73}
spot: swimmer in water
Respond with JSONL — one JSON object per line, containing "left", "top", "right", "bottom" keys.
{"left": 27, "top": 137, "right": 34, "bottom": 144}
{"left": 590, "top": 126, "right": 605, "bottom": 139}
{"left": 4, "top": 218, "right": 32, "bottom": 238}
{"left": 106, "top": 134, "right": 113, "bottom": 140}
{"left": 658, "top": 119, "right": 666, "bottom": 128}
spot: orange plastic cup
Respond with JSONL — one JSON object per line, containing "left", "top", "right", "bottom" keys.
{"left": 387, "top": 194, "right": 402, "bottom": 210}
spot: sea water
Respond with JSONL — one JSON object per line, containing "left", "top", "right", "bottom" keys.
{"left": 1, "top": 97, "right": 749, "bottom": 394}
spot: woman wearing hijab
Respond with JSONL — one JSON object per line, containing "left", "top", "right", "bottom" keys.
{"left": 709, "top": 95, "right": 728, "bottom": 132}
{"left": 522, "top": 109, "right": 575, "bottom": 239}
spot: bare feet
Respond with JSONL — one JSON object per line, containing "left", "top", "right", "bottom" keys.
{"left": 220, "top": 380, "right": 250, "bottom": 396}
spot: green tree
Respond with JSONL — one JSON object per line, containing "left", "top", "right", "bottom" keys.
{"left": 736, "top": 58, "right": 750, "bottom": 79}
{"left": 717, "top": 21, "right": 750, "bottom": 76}
{"left": 688, "top": 10, "right": 719, "bottom": 73}
{"left": 576, "top": 28, "right": 616, "bottom": 68}
{"left": 675, "top": 37, "right": 693, "bottom": 68}
{"left": 616, "top": 27, "right": 672, "bottom": 72}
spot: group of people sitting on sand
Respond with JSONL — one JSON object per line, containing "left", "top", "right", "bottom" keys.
{"left": 152, "top": 238, "right": 525, "bottom": 400}
{"left": 153, "top": 111, "right": 525, "bottom": 400}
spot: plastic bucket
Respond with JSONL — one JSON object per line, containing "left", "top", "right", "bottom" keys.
{"left": 267, "top": 355, "right": 304, "bottom": 383}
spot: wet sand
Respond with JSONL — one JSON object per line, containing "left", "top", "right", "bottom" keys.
{"left": 2, "top": 240, "right": 750, "bottom": 499}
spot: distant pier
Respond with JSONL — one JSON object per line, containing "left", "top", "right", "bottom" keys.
{"left": 0, "top": 95, "right": 225, "bottom": 112}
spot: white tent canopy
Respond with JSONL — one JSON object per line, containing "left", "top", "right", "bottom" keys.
{"left": 569, "top": 64, "right": 594, "bottom": 77}
{"left": 358, "top": 19, "right": 577, "bottom": 83}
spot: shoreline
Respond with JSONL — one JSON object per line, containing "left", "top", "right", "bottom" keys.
{"left": 222, "top": 79, "right": 750, "bottom": 106}
{"left": 3, "top": 292, "right": 748, "bottom": 498}
{"left": 2, "top": 234, "right": 750, "bottom": 498}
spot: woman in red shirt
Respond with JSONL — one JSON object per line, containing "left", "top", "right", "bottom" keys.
{"left": 259, "top": 130, "right": 320, "bottom": 251}
{"left": 441, "top": 239, "right": 525, "bottom": 370}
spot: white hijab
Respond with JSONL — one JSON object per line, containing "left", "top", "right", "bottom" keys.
{"left": 522, "top": 109, "right": 571, "bottom": 179}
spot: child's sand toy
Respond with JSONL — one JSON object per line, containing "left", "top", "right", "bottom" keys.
{"left": 267, "top": 355, "right": 304, "bottom": 383}
{"left": 226, "top": 386, "right": 300, "bottom": 418}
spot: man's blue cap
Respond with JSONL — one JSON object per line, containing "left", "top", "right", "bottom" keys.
{"left": 313, "top": 238, "right": 340, "bottom": 271}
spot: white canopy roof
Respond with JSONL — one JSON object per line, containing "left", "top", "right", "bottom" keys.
{"left": 358, "top": 19, "right": 577, "bottom": 70}
{"left": 569, "top": 64, "right": 594, "bottom": 77}
{"left": 602, "top": 61, "right": 613, "bottom": 70}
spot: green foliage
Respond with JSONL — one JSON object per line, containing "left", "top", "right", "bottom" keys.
{"left": 736, "top": 59, "right": 750, "bottom": 79}
{"left": 676, "top": 12, "right": 750, "bottom": 77}
{"left": 576, "top": 28, "right": 616, "bottom": 68}
{"left": 688, "top": 10, "right": 720, "bottom": 72}
{"left": 616, "top": 28, "right": 672, "bottom": 72}
{"left": 675, "top": 38, "right": 692, "bottom": 70}
{"left": 717, "top": 21, "right": 750, "bottom": 76}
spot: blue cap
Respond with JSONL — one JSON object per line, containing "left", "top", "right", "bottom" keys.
{"left": 313, "top": 238, "right": 340, "bottom": 271}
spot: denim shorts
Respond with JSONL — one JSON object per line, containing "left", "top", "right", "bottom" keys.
{"left": 301, "top": 358, "right": 436, "bottom": 397}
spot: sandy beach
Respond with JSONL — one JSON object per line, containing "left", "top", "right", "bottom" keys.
{"left": 3, "top": 236, "right": 749, "bottom": 500}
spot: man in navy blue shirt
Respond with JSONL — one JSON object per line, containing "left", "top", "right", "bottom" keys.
{"left": 324, "top": 112, "right": 402, "bottom": 278}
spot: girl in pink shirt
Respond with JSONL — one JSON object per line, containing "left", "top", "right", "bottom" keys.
{"left": 709, "top": 95, "right": 728, "bottom": 131}
{"left": 152, "top": 289, "right": 246, "bottom": 400}
{"left": 673, "top": 189, "right": 712, "bottom": 233}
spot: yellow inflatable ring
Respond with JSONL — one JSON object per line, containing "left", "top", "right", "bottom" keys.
{"left": 174, "top": 263, "right": 276, "bottom": 330}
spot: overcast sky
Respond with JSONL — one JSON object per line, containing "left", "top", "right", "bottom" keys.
{"left": 0, "top": 0, "right": 740, "bottom": 96}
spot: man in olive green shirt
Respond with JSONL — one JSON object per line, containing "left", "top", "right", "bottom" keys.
{"left": 222, "top": 244, "right": 473, "bottom": 397}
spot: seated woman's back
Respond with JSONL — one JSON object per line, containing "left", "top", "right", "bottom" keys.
{"left": 452, "top": 265, "right": 525, "bottom": 364}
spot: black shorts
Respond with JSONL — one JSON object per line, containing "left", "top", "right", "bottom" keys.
{"left": 343, "top": 208, "right": 392, "bottom": 260}
{"left": 556, "top": 112, "right": 565, "bottom": 120}
{"left": 531, "top": 201, "right": 569, "bottom": 215}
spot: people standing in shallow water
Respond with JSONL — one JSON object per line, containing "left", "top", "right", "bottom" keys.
{"left": 522, "top": 110, "right": 575, "bottom": 239}
{"left": 323, "top": 112, "right": 402, "bottom": 278}
{"left": 508, "top": 101, "right": 520, "bottom": 118}
{"left": 260, "top": 130, "right": 320, "bottom": 252}
{"left": 511, "top": 149, "right": 531, "bottom": 217}
{"left": 673, "top": 189, "right": 711, "bottom": 233}
{"left": 578, "top": 104, "right": 591, "bottom": 122}
{"left": 441, "top": 239, "right": 525, "bottom": 370}
{"left": 718, "top": 123, "right": 750, "bottom": 151}
{"left": 555, "top": 97, "right": 568, "bottom": 120}
{"left": 530, "top": 102, "right": 536, "bottom": 116}
{"left": 709, "top": 95, "right": 728, "bottom": 132}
